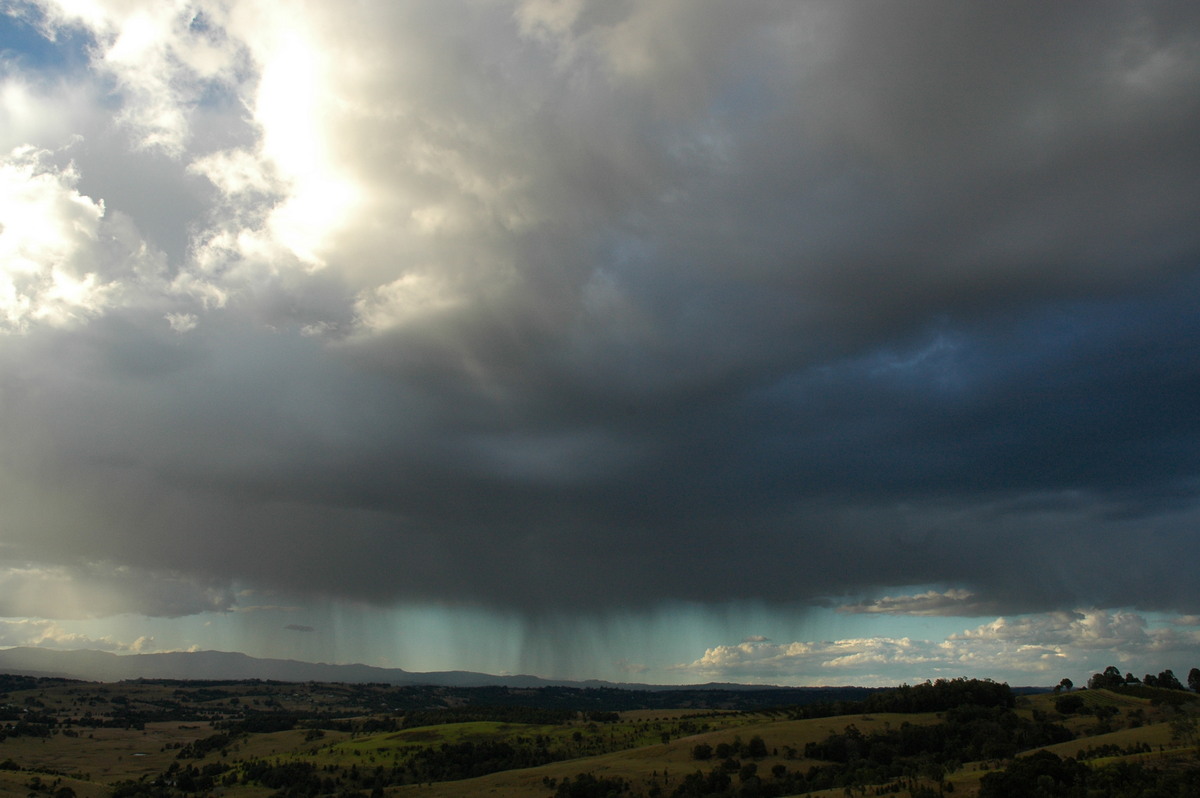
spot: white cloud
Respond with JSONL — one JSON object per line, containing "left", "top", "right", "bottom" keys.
{"left": 352, "top": 273, "right": 466, "bottom": 333}
{"left": 0, "top": 618, "right": 153, "bottom": 652}
{"left": 676, "top": 609, "right": 1200, "bottom": 686}
{"left": 187, "top": 147, "right": 276, "bottom": 199}
{"left": 10, "top": 0, "right": 1194, "bottom": 352}
{"left": 32, "top": 0, "right": 247, "bottom": 155}
{"left": 10, "top": 1, "right": 344, "bottom": 307}
{"left": 839, "top": 589, "right": 990, "bottom": 617}
{"left": 677, "top": 636, "right": 938, "bottom": 685}
{"left": 0, "top": 75, "right": 99, "bottom": 153}
{"left": 0, "top": 145, "right": 160, "bottom": 330}
{"left": 164, "top": 311, "right": 197, "bottom": 332}
{"left": 951, "top": 610, "right": 1154, "bottom": 651}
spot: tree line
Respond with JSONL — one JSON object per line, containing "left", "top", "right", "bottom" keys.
{"left": 1081, "top": 665, "right": 1200, "bottom": 693}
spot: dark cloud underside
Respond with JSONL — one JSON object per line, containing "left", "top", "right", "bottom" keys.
{"left": 1, "top": 0, "right": 1199, "bottom": 619}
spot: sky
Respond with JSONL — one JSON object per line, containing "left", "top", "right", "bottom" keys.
{"left": 0, "top": 0, "right": 1199, "bottom": 689}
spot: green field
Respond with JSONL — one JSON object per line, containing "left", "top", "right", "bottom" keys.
{"left": 0, "top": 676, "right": 1194, "bottom": 798}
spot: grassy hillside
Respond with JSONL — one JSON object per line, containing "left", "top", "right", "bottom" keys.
{"left": 0, "top": 676, "right": 1194, "bottom": 797}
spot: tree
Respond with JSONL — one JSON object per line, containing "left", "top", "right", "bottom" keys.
{"left": 1169, "top": 714, "right": 1197, "bottom": 748}
{"left": 979, "top": 751, "right": 1089, "bottom": 798}
{"left": 1088, "top": 666, "right": 1123, "bottom": 690}
{"left": 1158, "top": 670, "right": 1184, "bottom": 691}
{"left": 1188, "top": 667, "right": 1200, "bottom": 693}
{"left": 1055, "top": 678, "right": 1073, "bottom": 693}
{"left": 747, "top": 735, "right": 768, "bottom": 758}
{"left": 1092, "top": 704, "right": 1119, "bottom": 733}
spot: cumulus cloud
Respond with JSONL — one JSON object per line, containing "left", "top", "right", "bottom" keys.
{"left": 944, "top": 609, "right": 1200, "bottom": 660}
{"left": 678, "top": 636, "right": 940, "bottom": 685}
{"left": 0, "top": 0, "right": 1199, "bottom": 630}
{"left": 677, "top": 609, "right": 1200, "bottom": 686}
{"left": 21, "top": 0, "right": 249, "bottom": 155}
{"left": 0, "top": 618, "right": 154, "bottom": 652}
{"left": 0, "top": 145, "right": 167, "bottom": 330}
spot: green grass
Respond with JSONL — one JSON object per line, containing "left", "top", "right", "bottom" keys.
{"left": 1, "top": 680, "right": 1196, "bottom": 798}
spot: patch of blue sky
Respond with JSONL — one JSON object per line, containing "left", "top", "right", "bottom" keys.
{"left": 0, "top": 8, "right": 92, "bottom": 76}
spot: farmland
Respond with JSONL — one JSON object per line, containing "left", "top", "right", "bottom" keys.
{"left": 0, "top": 674, "right": 1195, "bottom": 797}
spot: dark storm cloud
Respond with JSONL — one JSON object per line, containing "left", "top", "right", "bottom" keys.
{"left": 4, "top": 284, "right": 1197, "bottom": 615}
{"left": 3, "top": 1, "right": 1200, "bottom": 619}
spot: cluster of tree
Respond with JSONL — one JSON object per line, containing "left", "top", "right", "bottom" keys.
{"left": 216, "top": 712, "right": 301, "bottom": 734}
{"left": 302, "top": 703, "right": 584, "bottom": 735}
{"left": 669, "top": 767, "right": 739, "bottom": 797}
{"left": 109, "top": 757, "right": 399, "bottom": 798}
{"left": 860, "top": 678, "right": 1016, "bottom": 714}
{"left": 1052, "top": 693, "right": 1086, "bottom": 714}
{"left": 667, "top": 702, "right": 1068, "bottom": 798}
{"left": 398, "top": 704, "right": 576, "bottom": 728}
{"left": 585, "top": 711, "right": 621, "bottom": 723}
{"left": 169, "top": 687, "right": 241, "bottom": 702}
{"left": 163, "top": 762, "right": 231, "bottom": 794}
{"left": 174, "top": 733, "right": 233, "bottom": 760}
{"left": 800, "top": 704, "right": 1072, "bottom": 786}
{"left": 1085, "top": 665, "right": 1200, "bottom": 693}
{"left": 691, "top": 736, "right": 769, "bottom": 761}
{"left": 0, "top": 676, "right": 79, "bottom": 695}
{"left": 403, "top": 738, "right": 564, "bottom": 783}
{"left": 668, "top": 759, "right": 873, "bottom": 798}
{"left": 979, "top": 750, "right": 1200, "bottom": 797}
{"left": 71, "top": 714, "right": 148, "bottom": 730}
{"left": 223, "top": 759, "right": 400, "bottom": 798}
{"left": 550, "top": 772, "right": 635, "bottom": 797}
{"left": 0, "top": 715, "right": 55, "bottom": 739}
{"left": 239, "top": 760, "right": 326, "bottom": 797}
{"left": 305, "top": 715, "right": 398, "bottom": 735}
{"left": 780, "top": 678, "right": 1016, "bottom": 723}
{"left": 1051, "top": 694, "right": 1127, "bottom": 732}
{"left": 1072, "top": 741, "right": 1153, "bottom": 761}
{"left": 108, "top": 767, "right": 230, "bottom": 798}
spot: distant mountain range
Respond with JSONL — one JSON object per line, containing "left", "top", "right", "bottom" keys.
{"left": 0, "top": 646, "right": 785, "bottom": 691}
{"left": 0, "top": 647, "right": 1051, "bottom": 699}
{"left": 0, "top": 646, "right": 589, "bottom": 687}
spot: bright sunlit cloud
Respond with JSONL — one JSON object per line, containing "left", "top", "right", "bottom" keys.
{"left": 0, "top": 144, "right": 164, "bottom": 329}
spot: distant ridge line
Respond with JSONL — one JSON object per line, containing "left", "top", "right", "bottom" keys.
{"left": 0, "top": 646, "right": 846, "bottom": 690}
